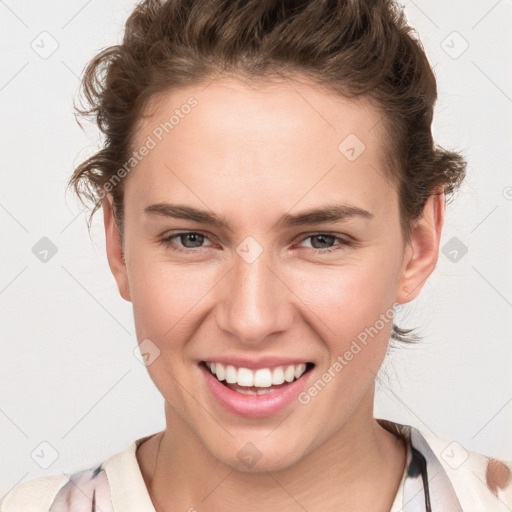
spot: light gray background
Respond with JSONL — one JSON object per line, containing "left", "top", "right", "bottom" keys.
{"left": 1, "top": 0, "right": 511, "bottom": 496}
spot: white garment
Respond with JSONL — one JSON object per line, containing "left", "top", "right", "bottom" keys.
{"left": 1, "top": 420, "right": 511, "bottom": 511}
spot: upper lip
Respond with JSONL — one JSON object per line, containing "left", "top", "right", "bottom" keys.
{"left": 201, "top": 356, "right": 313, "bottom": 370}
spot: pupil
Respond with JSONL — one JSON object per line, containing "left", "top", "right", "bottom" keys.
{"left": 182, "top": 233, "right": 204, "bottom": 248}
{"left": 312, "top": 234, "right": 334, "bottom": 249}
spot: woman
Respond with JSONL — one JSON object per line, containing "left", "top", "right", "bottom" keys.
{"left": 2, "top": 0, "right": 510, "bottom": 510}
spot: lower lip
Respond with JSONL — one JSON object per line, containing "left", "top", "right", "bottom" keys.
{"left": 200, "top": 363, "right": 312, "bottom": 419}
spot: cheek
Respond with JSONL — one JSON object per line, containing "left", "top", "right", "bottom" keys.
{"left": 129, "top": 263, "right": 203, "bottom": 341}
{"left": 292, "top": 252, "right": 400, "bottom": 335}
{"left": 287, "top": 249, "right": 402, "bottom": 389}
{"left": 127, "top": 258, "right": 210, "bottom": 398}
{"left": 126, "top": 242, "right": 225, "bottom": 358}
{"left": 291, "top": 256, "right": 401, "bottom": 415}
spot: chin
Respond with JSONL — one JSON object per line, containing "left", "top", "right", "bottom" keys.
{"left": 207, "top": 433, "right": 311, "bottom": 474}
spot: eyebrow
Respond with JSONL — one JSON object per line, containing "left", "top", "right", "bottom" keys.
{"left": 143, "top": 202, "right": 373, "bottom": 230}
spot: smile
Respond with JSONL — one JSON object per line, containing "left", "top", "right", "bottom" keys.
{"left": 199, "top": 360, "right": 315, "bottom": 418}
{"left": 204, "top": 361, "right": 312, "bottom": 394}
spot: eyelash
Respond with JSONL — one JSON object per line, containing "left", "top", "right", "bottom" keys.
{"left": 158, "top": 231, "right": 354, "bottom": 255}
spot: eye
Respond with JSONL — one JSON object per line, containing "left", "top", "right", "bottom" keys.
{"left": 298, "top": 233, "right": 353, "bottom": 254}
{"left": 159, "top": 231, "right": 214, "bottom": 253}
{"left": 158, "top": 231, "right": 354, "bottom": 255}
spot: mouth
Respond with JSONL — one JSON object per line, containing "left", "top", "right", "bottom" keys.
{"left": 201, "top": 361, "right": 315, "bottom": 395}
{"left": 199, "top": 360, "right": 315, "bottom": 418}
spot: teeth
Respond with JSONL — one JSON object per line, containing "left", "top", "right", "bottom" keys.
{"left": 232, "top": 387, "right": 281, "bottom": 395}
{"left": 235, "top": 388, "right": 257, "bottom": 395}
{"left": 284, "top": 365, "right": 295, "bottom": 383}
{"left": 294, "top": 363, "right": 306, "bottom": 379}
{"left": 237, "top": 367, "right": 253, "bottom": 387}
{"left": 215, "top": 362, "right": 226, "bottom": 381}
{"left": 256, "top": 388, "right": 279, "bottom": 395}
{"left": 253, "top": 368, "right": 272, "bottom": 387}
{"left": 272, "top": 366, "right": 285, "bottom": 385}
{"left": 205, "top": 361, "right": 309, "bottom": 388}
{"left": 225, "top": 365, "right": 237, "bottom": 384}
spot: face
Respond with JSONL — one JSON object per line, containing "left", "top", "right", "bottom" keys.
{"left": 103, "top": 76, "right": 443, "bottom": 472}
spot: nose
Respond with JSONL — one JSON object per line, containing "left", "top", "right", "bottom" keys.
{"left": 215, "top": 243, "right": 294, "bottom": 345}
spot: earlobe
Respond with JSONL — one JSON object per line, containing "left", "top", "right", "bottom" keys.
{"left": 102, "top": 195, "right": 132, "bottom": 302}
{"left": 396, "top": 189, "right": 445, "bottom": 305}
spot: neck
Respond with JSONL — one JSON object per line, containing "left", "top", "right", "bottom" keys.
{"left": 138, "top": 387, "right": 406, "bottom": 512}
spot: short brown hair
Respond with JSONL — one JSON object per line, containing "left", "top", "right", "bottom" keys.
{"left": 68, "top": 0, "right": 467, "bottom": 343}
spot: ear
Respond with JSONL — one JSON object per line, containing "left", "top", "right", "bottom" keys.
{"left": 102, "top": 194, "right": 131, "bottom": 302}
{"left": 396, "top": 188, "right": 445, "bottom": 304}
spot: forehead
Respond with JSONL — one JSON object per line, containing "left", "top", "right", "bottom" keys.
{"left": 127, "top": 76, "right": 395, "bottom": 222}
{"left": 135, "top": 76, "right": 384, "bottom": 149}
